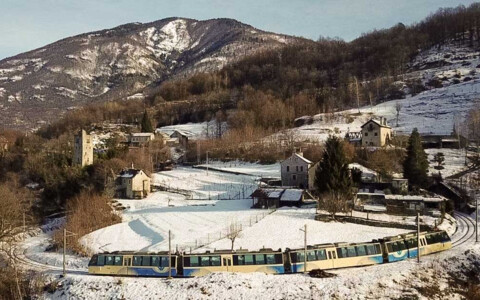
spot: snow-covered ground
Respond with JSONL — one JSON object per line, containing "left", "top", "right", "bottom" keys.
{"left": 288, "top": 78, "right": 480, "bottom": 143}
{"left": 156, "top": 120, "right": 227, "bottom": 140}
{"left": 196, "top": 160, "right": 280, "bottom": 177}
{"left": 426, "top": 148, "right": 469, "bottom": 178}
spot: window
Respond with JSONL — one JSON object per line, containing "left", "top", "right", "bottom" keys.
{"left": 425, "top": 235, "right": 434, "bottom": 245}
{"left": 365, "top": 132, "right": 368, "bottom": 136}
{"left": 142, "top": 256, "right": 151, "bottom": 266}
{"left": 287, "top": 166, "right": 290, "bottom": 172}
{"left": 296, "top": 166, "right": 299, "bottom": 172}
{"left": 266, "top": 254, "right": 276, "bottom": 264}
{"left": 133, "top": 256, "right": 142, "bottom": 266}
{"left": 200, "top": 256, "right": 210, "bottom": 266}
{"left": 296, "top": 252, "right": 305, "bottom": 263}
{"left": 151, "top": 256, "right": 160, "bottom": 267}
{"left": 374, "top": 132, "right": 378, "bottom": 136}
{"left": 337, "top": 247, "right": 348, "bottom": 258}
{"left": 188, "top": 256, "right": 199, "bottom": 267}
{"left": 366, "top": 244, "right": 379, "bottom": 255}
{"left": 307, "top": 251, "right": 316, "bottom": 262}
{"left": 315, "top": 250, "right": 327, "bottom": 260}
{"left": 292, "top": 175, "right": 296, "bottom": 180}
{"left": 346, "top": 246, "right": 357, "bottom": 257}
{"left": 114, "top": 256, "right": 123, "bottom": 266}
{"left": 210, "top": 256, "right": 220, "bottom": 266}
{"left": 255, "top": 254, "right": 265, "bottom": 265}
{"left": 105, "top": 256, "right": 114, "bottom": 265}
{"left": 356, "top": 245, "right": 367, "bottom": 256}
{"left": 300, "top": 166, "right": 303, "bottom": 172}
{"left": 244, "top": 255, "right": 254, "bottom": 265}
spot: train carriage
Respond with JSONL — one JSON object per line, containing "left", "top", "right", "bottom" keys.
{"left": 88, "top": 252, "right": 178, "bottom": 277}
{"left": 182, "top": 249, "right": 285, "bottom": 277}
{"left": 287, "top": 241, "right": 383, "bottom": 273}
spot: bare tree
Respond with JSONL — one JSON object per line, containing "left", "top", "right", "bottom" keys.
{"left": 0, "top": 184, "right": 27, "bottom": 240}
{"left": 226, "top": 221, "right": 242, "bottom": 251}
{"left": 319, "top": 191, "right": 349, "bottom": 220}
{"left": 395, "top": 102, "right": 403, "bottom": 127}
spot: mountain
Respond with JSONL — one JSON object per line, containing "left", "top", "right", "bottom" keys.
{"left": 0, "top": 17, "right": 301, "bottom": 130}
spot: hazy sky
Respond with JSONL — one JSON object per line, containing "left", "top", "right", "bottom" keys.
{"left": 1, "top": 0, "right": 478, "bottom": 59}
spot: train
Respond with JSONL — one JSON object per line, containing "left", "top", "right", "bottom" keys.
{"left": 88, "top": 230, "right": 452, "bottom": 277}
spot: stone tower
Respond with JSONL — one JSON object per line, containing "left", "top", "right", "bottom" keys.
{"left": 73, "top": 129, "right": 93, "bottom": 167}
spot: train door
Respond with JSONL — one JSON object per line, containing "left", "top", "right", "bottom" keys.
{"left": 327, "top": 250, "right": 337, "bottom": 269}
{"left": 222, "top": 255, "right": 233, "bottom": 272}
{"left": 123, "top": 256, "right": 132, "bottom": 276}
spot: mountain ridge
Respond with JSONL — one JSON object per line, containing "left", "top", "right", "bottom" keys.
{"left": 0, "top": 17, "right": 303, "bottom": 130}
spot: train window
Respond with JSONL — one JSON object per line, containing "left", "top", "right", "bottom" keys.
{"left": 296, "top": 252, "right": 305, "bottom": 263}
{"left": 307, "top": 251, "right": 316, "bottom": 261}
{"left": 346, "top": 246, "right": 357, "bottom": 257}
{"left": 366, "top": 244, "right": 377, "bottom": 255}
{"left": 133, "top": 256, "right": 142, "bottom": 266}
{"left": 275, "top": 254, "right": 283, "bottom": 264}
{"left": 337, "top": 248, "right": 347, "bottom": 258}
{"left": 151, "top": 256, "right": 160, "bottom": 266}
{"left": 105, "top": 256, "right": 114, "bottom": 265}
{"left": 200, "top": 256, "right": 210, "bottom": 266}
{"left": 425, "top": 235, "right": 434, "bottom": 245}
{"left": 356, "top": 245, "right": 367, "bottom": 256}
{"left": 88, "top": 255, "right": 98, "bottom": 266}
{"left": 375, "top": 244, "right": 381, "bottom": 254}
{"left": 142, "top": 256, "right": 151, "bottom": 266}
{"left": 441, "top": 232, "right": 450, "bottom": 242}
{"left": 244, "top": 255, "right": 254, "bottom": 265}
{"left": 255, "top": 254, "right": 265, "bottom": 265}
{"left": 266, "top": 254, "right": 276, "bottom": 264}
{"left": 114, "top": 256, "right": 123, "bottom": 266}
{"left": 316, "top": 250, "right": 326, "bottom": 260}
{"left": 406, "top": 239, "right": 417, "bottom": 249}
{"left": 189, "top": 256, "right": 199, "bottom": 267}
{"left": 211, "top": 256, "right": 221, "bottom": 266}
{"left": 160, "top": 257, "right": 169, "bottom": 267}
{"left": 235, "top": 255, "right": 244, "bottom": 265}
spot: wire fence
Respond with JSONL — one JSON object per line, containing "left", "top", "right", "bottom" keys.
{"left": 178, "top": 208, "right": 276, "bottom": 253}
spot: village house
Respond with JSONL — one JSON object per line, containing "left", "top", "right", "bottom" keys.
{"left": 250, "top": 188, "right": 307, "bottom": 208}
{"left": 73, "top": 129, "right": 94, "bottom": 167}
{"left": 361, "top": 117, "right": 392, "bottom": 147}
{"left": 116, "top": 168, "right": 151, "bottom": 199}
{"left": 128, "top": 132, "right": 155, "bottom": 147}
{"left": 170, "top": 130, "right": 191, "bottom": 149}
{"left": 280, "top": 152, "right": 312, "bottom": 189}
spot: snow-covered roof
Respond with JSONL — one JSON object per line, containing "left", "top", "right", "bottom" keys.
{"left": 171, "top": 130, "right": 194, "bottom": 138}
{"left": 119, "top": 169, "right": 149, "bottom": 179}
{"left": 131, "top": 132, "right": 154, "bottom": 137}
{"left": 385, "top": 195, "right": 446, "bottom": 202}
{"left": 361, "top": 119, "right": 391, "bottom": 129}
{"left": 280, "top": 189, "right": 303, "bottom": 202}
{"left": 294, "top": 153, "right": 312, "bottom": 164}
{"left": 348, "top": 163, "right": 378, "bottom": 178}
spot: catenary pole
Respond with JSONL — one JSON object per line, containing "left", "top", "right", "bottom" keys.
{"left": 417, "top": 212, "right": 420, "bottom": 263}
{"left": 168, "top": 230, "right": 172, "bottom": 279}
{"left": 63, "top": 228, "right": 66, "bottom": 277}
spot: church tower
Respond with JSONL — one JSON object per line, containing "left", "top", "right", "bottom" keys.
{"left": 73, "top": 129, "right": 93, "bottom": 167}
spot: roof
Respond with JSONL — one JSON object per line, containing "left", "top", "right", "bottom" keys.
{"left": 131, "top": 132, "right": 155, "bottom": 137}
{"left": 361, "top": 119, "right": 391, "bottom": 129}
{"left": 170, "top": 130, "right": 194, "bottom": 138}
{"left": 250, "top": 188, "right": 304, "bottom": 202}
{"left": 118, "top": 169, "right": 149, "bottom": 179}
{"left": 280, "top": 189, "right": 303, "bottom": 202}
{"left": 281, "top": 153, "right": 312, "bottom": 165}
{"left": 385, "top": 195, "right": 446, "bottom": 202}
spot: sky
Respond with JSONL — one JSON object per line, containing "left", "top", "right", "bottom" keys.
{"left": 0, "top": 0, "right": 478, "bottom": 60}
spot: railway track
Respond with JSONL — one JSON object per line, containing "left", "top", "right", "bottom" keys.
{"left": 452, "top": 211, "right": 476, "bottom": 248}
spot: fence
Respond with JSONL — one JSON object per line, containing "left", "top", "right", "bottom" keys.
{"left": 178, "top": 208, "right": 276, "bottom": 253}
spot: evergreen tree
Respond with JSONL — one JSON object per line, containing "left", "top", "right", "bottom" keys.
{"left": 141, "top": 110, "right": 154, "bottom": 133}
{"left": 315, "top": 136, "right": 353, "bottom": 218}
{"left": 403, "top": 128, "right": 429, "bottom": 187}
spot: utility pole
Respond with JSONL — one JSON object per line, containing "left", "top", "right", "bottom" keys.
{"left": 168, "top": 230, "right": 172, "bottom": 279}
{"left": 63, "top": 228, "right": 66, "bottom": 277}
{"left": 300, "top": 224, "right": 307, "bottom": 273}
{"left": 62, "top": 229, "right": 76, "bottom": 277}
{"left": 417, "top": 212, "right": 420, "bottom": 263}
{"left": 206, "top": 151, "right": 209, "bottom": 176}
{"left": 23, "top": 212, "right": 26, "bottom": 233}
{"left": 476, "top": 189, "right": 478, "bottom": 243}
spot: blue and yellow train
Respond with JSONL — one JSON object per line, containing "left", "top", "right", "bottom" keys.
{"left": 88, "top": 230, "right": 451, "bottom": 277}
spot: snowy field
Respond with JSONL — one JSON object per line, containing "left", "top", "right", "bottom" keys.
{"left": 196, "top": 160, "right": 280, "bottom": 177}
{"left": 286, "top": 79, "right": 480, "bottom": 143}
{"left": 425, "top": 148, "right": 469, "bottom": 178}
{"left": 156, "top": 120, "right": 226, "bottom": 140}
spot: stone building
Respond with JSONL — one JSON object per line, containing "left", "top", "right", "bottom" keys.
{"left": 116, "top": 169, "right": 151, "bottom": 199}
{"left": 128, "top": 132, "right": 155, "bottom": 147}
{"left": 280, "top": 152, "right": 312, "bottom": 189}
{"left": 361, "top": 118, "right": 392, "bottom": 147}
{"left": 73, "top": 129, "right": 93, "bottom": 167}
